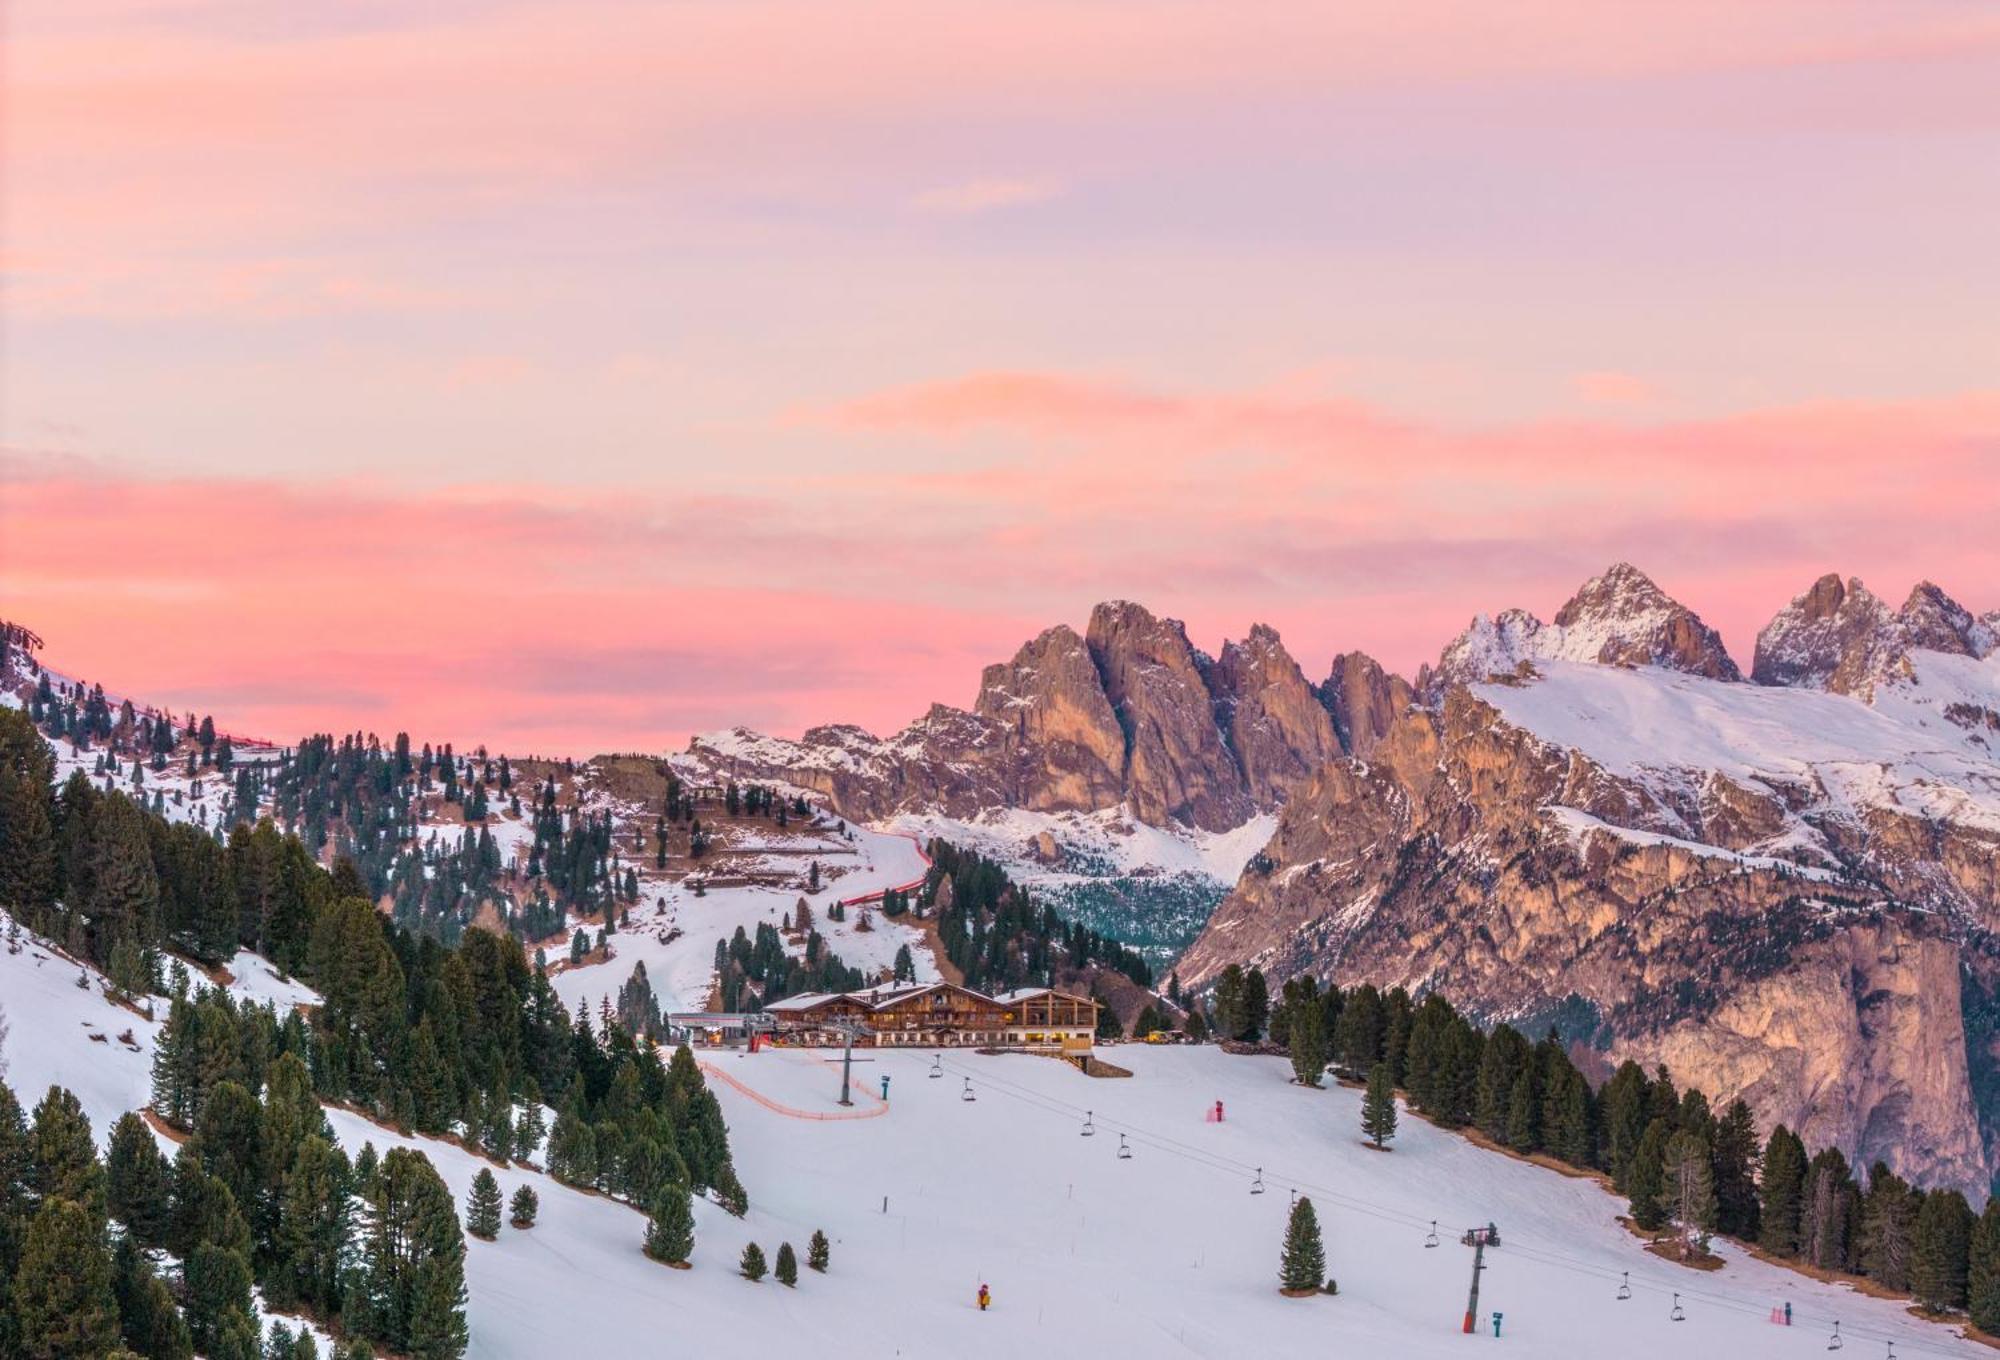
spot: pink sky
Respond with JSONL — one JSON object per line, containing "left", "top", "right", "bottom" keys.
{"left": 3, "top": 1, "right": 1997, "bottom": 753}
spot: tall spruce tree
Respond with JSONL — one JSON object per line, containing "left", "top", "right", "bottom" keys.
{"left": 1859, "top": 1163, "right": 1917, "bottom": 1292}
{"left": 739, "top": 1241, "right": 767, "bottom": 1281}
{"left": 1757, "top": 1125, "right": 1807, "bottom": 1257}
{"left": 1279, "top": 1196, "right": 1327, "bottom": 1295}
{"left": 1912, "top": 1188, "right": 1974, "bottom": 1314}
{"left": 1361, "top": 1062, "right": 1398, "bottom": 1149}
{"left": 775, "top": 1240, "right": 799, "bottom": 1286}
{"left": 1709, "top": 1099, "right": 1761, "bottom": 1241}
{"left": 645, "top": 1183, "right": 695, "bottom": 1266}
{"left": 105, "top": 1111, "right": 172, "bottom": 1247}
{"left": 1661, "top": 1130, "right": 1716, "bottom": 1259}
{"left": 360, "top": 1148, "right": 467, "bottom": 1360}
{"left": 1288, "top": 1002, "right": 1328, "bottom": 1087}
{"left": 1968, "top": 1198, "right": 2000, "bottom": 1335}
{"left": 12, "top": 1195, "right": 120, "bottom": 1358}
{"left": 1627, "top": 1119, "right": 1670, "bottom": 1233}
{"left": 465, "top": 1169, "right": 501, "bottom": 1241}
{"left": 808, "top": 1228, "right": 830, "bottom": 1272}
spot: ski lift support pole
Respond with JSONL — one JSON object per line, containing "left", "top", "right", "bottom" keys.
{"left": 1462, "top": 1224, "right": 1494, "bottom": 1334}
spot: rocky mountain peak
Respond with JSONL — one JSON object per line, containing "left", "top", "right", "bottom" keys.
{"left": 1211, "top": 623, "right": 1339, "bottom": 805}
{"left": 1319, "top": 651, "right": 1414, "bottom": 759}
{"left": 1424, "top": 563, "right": 1739, "bottom": 697}
{"left": 1086, "top": 600, "right": 1251, "bottom": 831}
{"left": 1545, "top": 562, "right": 1741, "bottom": 679}
{"left": 1898, "top": 581, "right": 1996, "bottom": 659}
{"left": 1752, "top": 574, "right": 1993, "bottom": 696}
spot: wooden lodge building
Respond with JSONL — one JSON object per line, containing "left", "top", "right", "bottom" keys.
{"left": 763, "top": 981, "right": 1097, "bottom": 1053}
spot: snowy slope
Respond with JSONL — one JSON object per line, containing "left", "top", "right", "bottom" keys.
{"left": 3, "top": 916, "right": 1986, "bottom": 1360}
{"left": 1473, "top": 654, "right": 2000, "bottom": 843}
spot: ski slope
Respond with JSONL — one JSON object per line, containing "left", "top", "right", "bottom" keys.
{"left": 1, "top": 916, "right": 1985, "bottom": 1360}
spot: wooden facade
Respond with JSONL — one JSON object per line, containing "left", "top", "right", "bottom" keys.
{"left": 765, "top": 981, "right": 1096, "bottom": 1052}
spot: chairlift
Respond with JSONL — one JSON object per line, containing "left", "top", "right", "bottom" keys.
{"left": 961, "top": 1077, "right": 976, "bottom": 1103}
{"left": 1669, "top": 1293, "right": 1685, "bottom": 1323}
{"left": 1424, "top": 1220, "right": 1440, "bottom": 1249}
{"left": 1885, "top": 1345, "right": 1896, "bottom": 1360}
{"left": 1615, "top": 1270, "right": 1630, "bottom": 1301}
{"left": 1080, "top": 1110, "right": 1095, "bottom": 1137}
{"left": 929, "top": 1054, "right": 943, "bottom": 1079}
{"left": 1827, "top": 1320, "right": 1843, "bottom": 1351}
{"left": 1251, "top": 1168, "right": 1266, "bottom": 1196}
{"left": 1117, "top": 1133, "right": 1132, "bottom": 1160}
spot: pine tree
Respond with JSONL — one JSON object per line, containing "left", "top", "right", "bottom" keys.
{"left": 1627, "top": 1118, "right": 1669, "bottom": 1233}
{"left": 1279, "top": 1195, "right": 1327, "bottom": 1295}
{"left": 273, "top": 1135, "right": 351, "bottom": 1318}
{"left": 1968, "top": 1198, "right": 2000, "bottom": 1336}
{"left": 360, "top": 1148, "right": 467, "bottom": 1360}
{"left": 808, "top": 1228, "right": 830, "bottom": 1272}
{"left": 12, "top": 1196, "right": 120, "bottom": 1358}
{"left": 1859, "top": 1163, "right": 1917, "bottom": 1292}
{"left": 1361, "top": 1062, "right": 1397, "bottom": 1149}
{"left": 715, "top": 1160, "right": 748, "bottom": 1216}
{"left": 1662, "top": 1129, "right": 1716, "bottom": 1259}
{"left": 465, "top": 1169, "right": 501, "bottom": 1241}
{"left": 1800, "top": 1147, "right": 1855, "bottom": 1272}
{"left": 509, "top": 1185, "right": 539, "bottom": 1229}
{"left": 105, "top": 1110, "right": 172, "bottom": 1247}
{"left": 739, "top": 1241, "right": 767, "bottom": 1281}
{"left": 1757, "top": 1125, "right": 1807, "bottom": 1257}
{"left": 645, "top": 1183, "right": 694, "bottom": 1266}
{"left": 775, "top": 1240, "right": 799, "bottom": 1286}
{"left": 28, "top": 1084, "right": 104, "bottom": 1217}
{"left": 1505, "top": 1068, "right": 1538, "bottom": 1153}
{"left": 1710, "top": 1099, "right": 1761, "bottom": 1241}
{"left": 1912, "top": 1187, "right": 1974, "bottom": 1314}
{"left": 1288, "top": 1002, "right": 1328, "bottom": 1087}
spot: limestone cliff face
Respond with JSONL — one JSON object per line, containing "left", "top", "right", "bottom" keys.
{"left": 1636, "top": 924, "right": 1987, "bottom": 1195}
{"left": 1085, "top": 601, "right": 1253, "bottom": 832}
{"left": 1319, "top": 651, "right": 1413, "bottom": 759}
{"left": 1210, "top": 624, "right": 1341, "bottom": 807}
{"left": 972, "top": 624, "right": 1127, "bottom": 813}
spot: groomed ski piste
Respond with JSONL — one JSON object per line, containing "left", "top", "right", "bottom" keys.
{"left": 4, "top": 908, "right": 1990, "bottom": 1359}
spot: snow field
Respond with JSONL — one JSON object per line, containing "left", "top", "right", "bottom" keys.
{"left": 1, "top": 919, "right": 1987, "bottom": 1359}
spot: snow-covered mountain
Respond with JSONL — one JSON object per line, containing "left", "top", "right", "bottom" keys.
{"left": 1181, "top": 566, "right": 2000, "bottom": 1197}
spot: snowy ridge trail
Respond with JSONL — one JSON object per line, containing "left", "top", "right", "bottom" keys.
{"left": 835, "top": 829, "right": 932, "bottom": 907}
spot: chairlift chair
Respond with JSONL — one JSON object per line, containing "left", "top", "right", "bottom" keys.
{"left": 1424, "top": 1220, "right": 1440, "bottom": 1249}
{"left": 1250, "top": 1168, "right": 1265, "bottom": 1195}
{"left": 1669, "top": 1293, "right": 1686, "bottom": 1322}
{"left": 929, "top": 1054, "right": 943, "bottom": 1079}
{"left": 1117, "top": 1133, "right": 1132, "bottom": 1160}
{"left": 1827, "top": 1321, "right": 1843, "bottom": 1351}
{"left": 961, "top": 1077, "right": 976, "bottom": 1102}
{"left": 1080, "top": 1110, "right": 1095, "bottom": 1137}
{"left": 1615, "top": 1270, "right": 1630, "bottom": 1301}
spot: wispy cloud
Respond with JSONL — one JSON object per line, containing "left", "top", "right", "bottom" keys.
{"left": 909, "top": 178, "right": 1060, "bottom": 216}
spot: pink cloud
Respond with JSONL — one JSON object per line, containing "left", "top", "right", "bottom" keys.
{"left": 7, "top": 374, "right": 1996, "bottom": 756}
